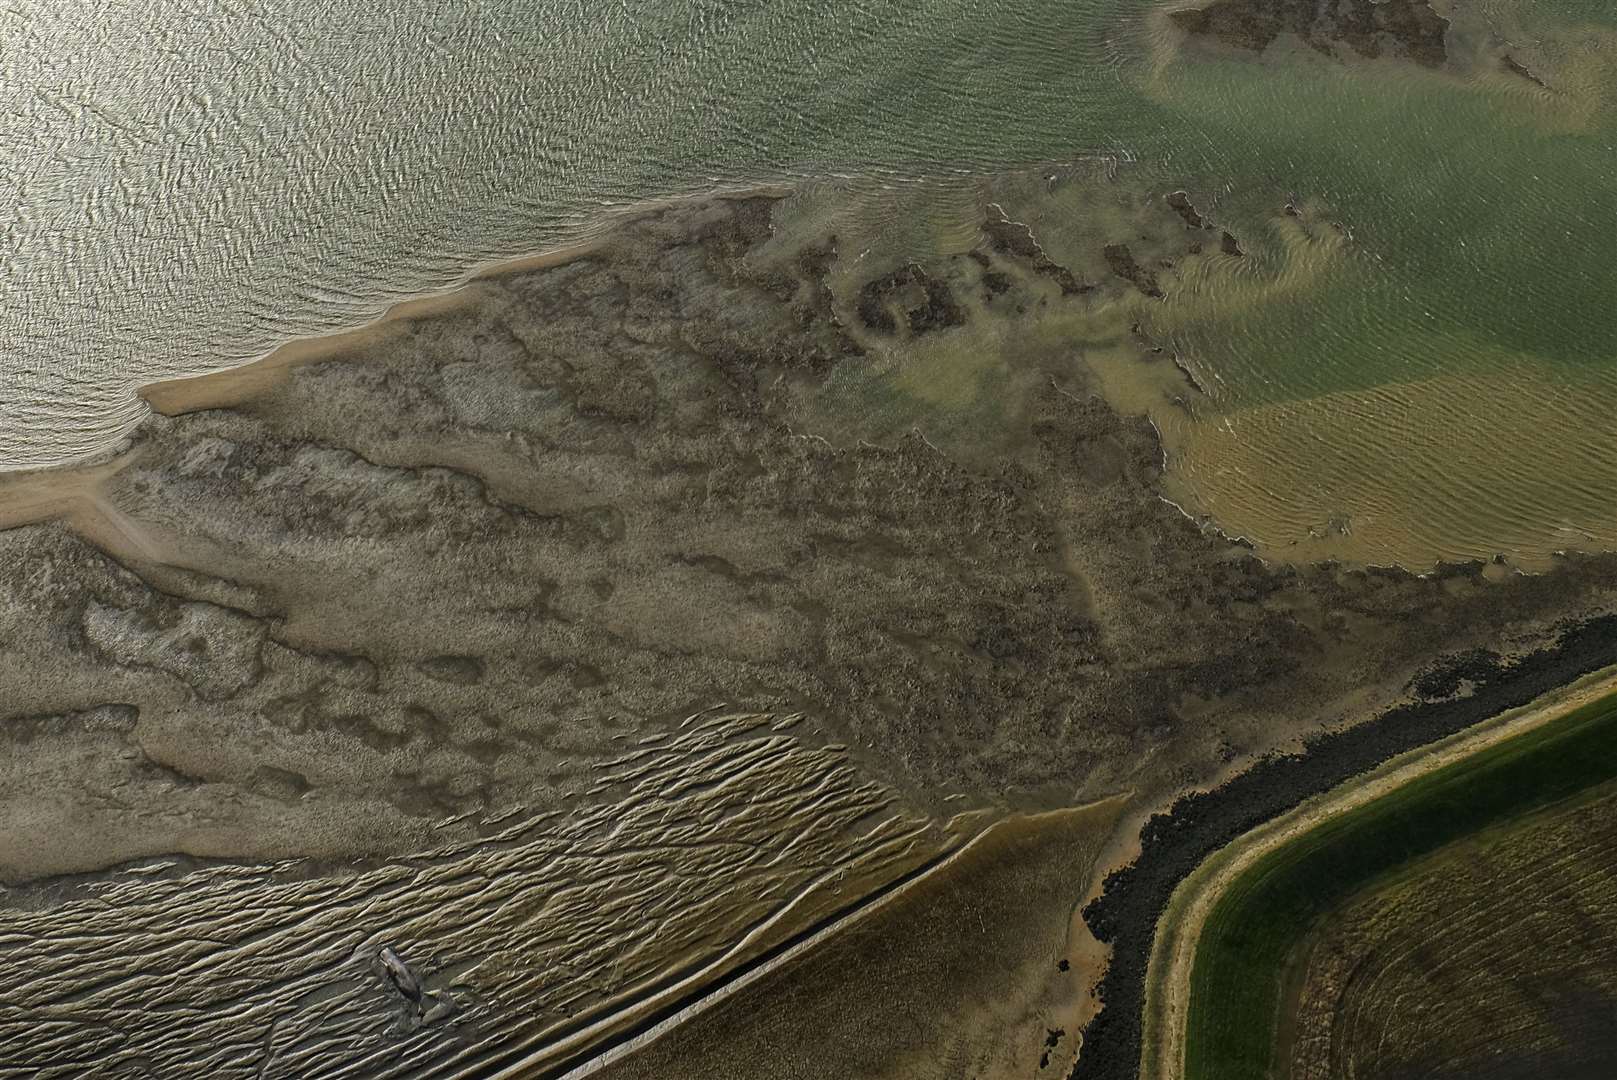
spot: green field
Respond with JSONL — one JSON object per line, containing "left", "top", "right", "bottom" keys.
{"left": 1183, "top": 686, "right": 1617, "bottom": 1080}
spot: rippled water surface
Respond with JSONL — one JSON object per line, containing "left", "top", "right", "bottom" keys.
{"left": 4, "top": 0, "right": 1617, "bottom": 563}
{"left": 2, "top": 0, "right": 1148, "bottom": 465}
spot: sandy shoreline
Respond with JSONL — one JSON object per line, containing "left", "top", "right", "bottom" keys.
{"left": 1141, "top": 663, "right": 1617, "bottom": 1080}
{"left": 0, "top": 249, "right": 579, "bottom": 536}
{"left": 132, "top": 179, "right": 788, "bottom": 418}
{"left": 0, "top": 181, "right": 794, "bottom": 492}
{"left": 0, "top": 182, "right": 800, "bottom": 533}
{"left": 137, "top": 236, "right": 615, "bottom": 418}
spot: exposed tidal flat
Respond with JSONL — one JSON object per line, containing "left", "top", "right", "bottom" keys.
{"left": 5, "top": 187, "right": 1617, "bottom": 1077}
{"left": 4, "top": 0, "right": 1616, "bottom": 568}
{"left": 3, "top": 0, "right": 1617, "bottom": 1076}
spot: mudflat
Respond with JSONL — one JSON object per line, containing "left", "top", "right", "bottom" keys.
{"left": 3, "top": 190, "right": 1617, "bottom": 1077}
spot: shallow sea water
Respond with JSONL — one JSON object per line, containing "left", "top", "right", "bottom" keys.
{"left": 4, "top": 0, "right": 1616, "bottom": 566}
{"left": 1, "top": 0, "right": 1144, "bottom": 464}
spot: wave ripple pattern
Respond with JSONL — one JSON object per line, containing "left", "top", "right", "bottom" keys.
{"left": 0, "top": 0, "right": 1124, "bottom": 469}
{"left": 0, "top": 713, "right": 930, "bottom": 1079}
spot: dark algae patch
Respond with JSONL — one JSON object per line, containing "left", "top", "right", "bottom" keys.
{"left": 1041, "top": 1027, "right": 1066, "bottom": 1069}
{"left": 1103, "top": 243, "right": 1164, "bottom": 299}
{"left": 982, "top": 206, "right": 1092, "bottom": 296}
{"left": 1170, "top": 0, "right": 1449, "bottom": 68}
{"left": 855, "top": 262, "right": 966, "bottom": 335}
{"left": 1163, "top": 191, "right": 1245, "bottom": 258}
{"left": 1069, "top": 616, "right": 1617, "bottom": 1080}
{"left": 1166, "top": 191, "right": 1206, "bottom": 229}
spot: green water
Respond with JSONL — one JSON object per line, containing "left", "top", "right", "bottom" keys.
{"left": 770, "top": 0, "right": 1617, "bottom": 566}
{"left": 1104, "top": 0, "right": 1617, "bottom": 565}
{"left": 1151, "top": 26, "right": 1617, "bottom": 396}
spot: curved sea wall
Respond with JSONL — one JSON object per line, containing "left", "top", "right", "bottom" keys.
{"left": 1072, "top": 613, "right": 1617, "bottom": 1080}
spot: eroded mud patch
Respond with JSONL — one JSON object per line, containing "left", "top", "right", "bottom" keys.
{"left": 1170, "top": 0, "right": 1449, "bottom": 68}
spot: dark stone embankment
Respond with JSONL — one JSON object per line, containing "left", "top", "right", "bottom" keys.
{"left": 1069, "top": 614, "right": 1617, "bottom": 1080}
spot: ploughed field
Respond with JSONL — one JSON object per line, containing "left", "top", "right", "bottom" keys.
{"left": 1290, "top": 780, "right": 1617, "bottom": 1080}
{"left": 1182, "top": 689, "right": 1617, "bottom": 1080}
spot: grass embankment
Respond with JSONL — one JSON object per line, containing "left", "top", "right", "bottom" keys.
{"left": 1183, "top": 687, "right": 1617, "bottom": 1079}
